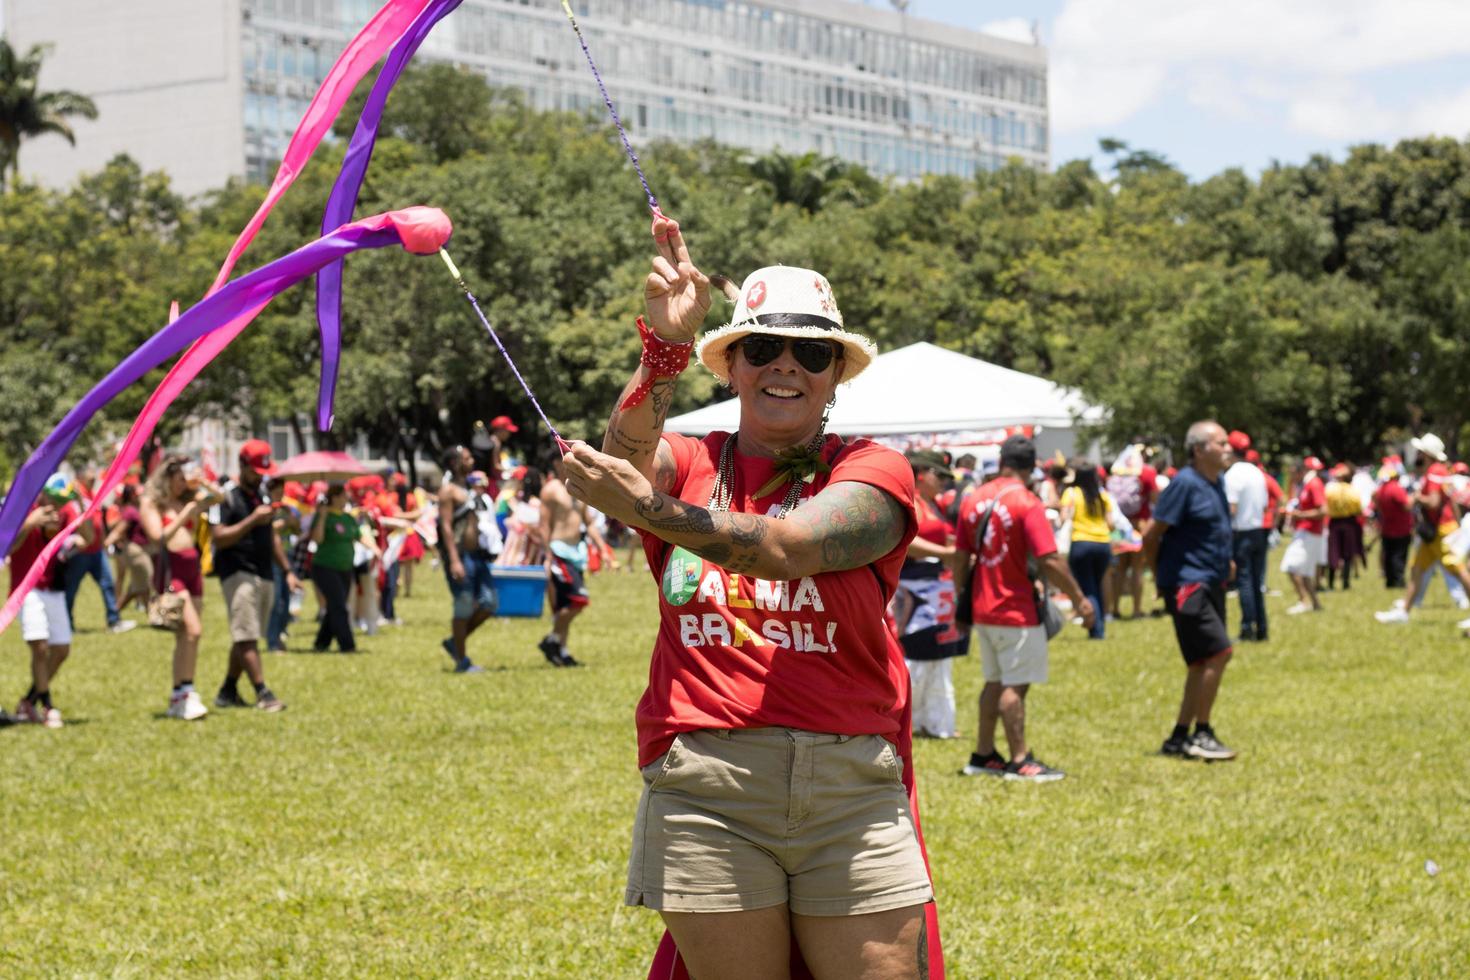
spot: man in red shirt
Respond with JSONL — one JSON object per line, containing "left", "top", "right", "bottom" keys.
{"left": 951, "top": 435, "right": 1094, "bottom": 782}
{"left": 1280, "top": 457, "right": 1327, "bottom": 614}
{"left": 1373, "top": 459, "right": 1413, "bottom": 588}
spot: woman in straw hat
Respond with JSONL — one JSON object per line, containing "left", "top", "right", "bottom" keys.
{"left": 561, "top": 216, "right": 940, "bottom": 977}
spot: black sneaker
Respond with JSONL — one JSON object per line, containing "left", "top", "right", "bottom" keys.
{"left": 556, "top": 650, "right": 583, "bottom": 668}
{"left": 1186, "top": 730, "right": 1237, "bottom": 761}
{"left": 214, "top": 686, "right": 248, "bottom": 709}
{"left": 960, "top": 750, "right": 1008, "bottom": 777}
{"left": 1160, "top": 734, "right": 1191, "bottom": 758}
{"left": 539, "top": 636, "right": 565, "bottom": 667}
{"left": 1003, "top": 753, "right": 1066, "bottom": 782}
{"left": 1236, "top": 626, "right": 1257, "bottom": 643}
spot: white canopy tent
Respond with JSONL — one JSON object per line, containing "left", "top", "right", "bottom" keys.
{"left": 665, "top": 341, "right": 1101, "bottom": 456}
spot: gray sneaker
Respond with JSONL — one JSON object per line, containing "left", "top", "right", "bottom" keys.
{"left": 1185, "top": 730, "right": 1237, "bottom": 761}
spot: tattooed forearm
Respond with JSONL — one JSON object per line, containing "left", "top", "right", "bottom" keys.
{"left": 649, "top": 379, "right": 676, "bottom": 423}
{"left": 606, "top": 423, "right": 658, "bottom": 455}
{"left": 791, "top": 481, "right": 907, "bottom": 574}
{"left": 631, "top": 492, "right": 779, "bottom": 574}
{"left": 634, "top": 493, "right": 716, "bottom": 535}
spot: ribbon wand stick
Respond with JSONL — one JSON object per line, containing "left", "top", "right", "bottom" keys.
{"left": 438, "top": 248, "right": 570, "bottom": 452}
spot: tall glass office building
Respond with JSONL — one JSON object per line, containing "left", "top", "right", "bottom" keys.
{"left": 11, "top": 0, "right": 1047, "bottom": 195}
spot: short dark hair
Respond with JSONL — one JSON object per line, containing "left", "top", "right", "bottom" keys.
{"left": 999, "top": 435, "right": 1036, "bottom": 473}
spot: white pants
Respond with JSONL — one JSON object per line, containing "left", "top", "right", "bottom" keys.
{"left": 906, "top": 658, "right": 956, "bottom": 737}
{"left": 20, "top": 589, "right": 71, "bottom": 646}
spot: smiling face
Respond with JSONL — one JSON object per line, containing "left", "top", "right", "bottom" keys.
{"left": 728, "top": 334, "right": 843, "bottom": 452}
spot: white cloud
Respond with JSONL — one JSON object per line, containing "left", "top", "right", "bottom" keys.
{"left": 1049, "top": 0, "right": 1470, "bottom": 143}
{"left": 977, "top": 17, "right": 1035, "bottom": 46}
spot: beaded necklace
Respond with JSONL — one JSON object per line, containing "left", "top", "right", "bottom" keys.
{"left": 707, "top": 429, "right": 830, "bottom": 519}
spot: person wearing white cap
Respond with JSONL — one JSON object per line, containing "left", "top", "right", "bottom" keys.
{"left": 1376, "top": 434, "right": 1470, "bottom": 624}
{"left": 560, "top": 215, "right": 940, "bottom": 975}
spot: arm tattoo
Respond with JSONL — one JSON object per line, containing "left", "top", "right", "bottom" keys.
{"left": 634, "top": 493, "right": 716, "bottom": 535}
{"left": 649, "top": 379, "right": 676, "bottom": 423}
{"left": 652, "top": 442, "right": 679, "bottom": 494}
{"left": 632, "top": 493, "right": 765, "bottom": 571}
{"left": 606, "top": 423, "right": 658, "bottom": 454}
{"left": 791, "top": 481, "right": 908, "bottom": 573}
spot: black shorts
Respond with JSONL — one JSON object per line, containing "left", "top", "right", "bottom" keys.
{"left": 1163, "top": 581, "right": 1232, "bottom": 665}
{"left": 549, "top": 553, "right": 590, "bottom": 612}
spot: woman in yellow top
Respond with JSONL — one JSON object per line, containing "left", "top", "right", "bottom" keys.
{"left": 1060, "top": 459, "right": 1115, "bottom": 639}
{"left": 1325, "top": 464, "right": 1364, "bottom": 590}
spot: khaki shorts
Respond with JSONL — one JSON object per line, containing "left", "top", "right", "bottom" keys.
{"left": 975, "top": 623, "right": 1049, "bottom": 686}
{"left": 625, "top": 728, "right": 933, "bottom": 917}
{"left": 222, "top": 571, "right": 273, "bottom": 644}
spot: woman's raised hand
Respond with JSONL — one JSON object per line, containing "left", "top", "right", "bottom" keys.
{"left": 644, "top": 214, "right": 710, "bottom": 343}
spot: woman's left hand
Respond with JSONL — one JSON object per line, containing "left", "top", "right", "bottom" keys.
{"left": 560, "top": 441, "right": 652, "bottom": 525}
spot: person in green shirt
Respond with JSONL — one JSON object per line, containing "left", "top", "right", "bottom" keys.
{"left": 309, "top": 484, "right": 363, "bottom": 652}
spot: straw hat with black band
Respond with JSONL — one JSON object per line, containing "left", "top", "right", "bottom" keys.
{"left": 697, "top": 266, "right": 879, "bottom": 386}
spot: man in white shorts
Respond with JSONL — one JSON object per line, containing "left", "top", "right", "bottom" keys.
{"left": 952, "top": 436, "right": 1093, "bottom": 782}
{"left": 8, "top": 485, "right": 85, "bottom": 729}
{"left": 1281, "top": 456, "right": 1327, "bottom": 614}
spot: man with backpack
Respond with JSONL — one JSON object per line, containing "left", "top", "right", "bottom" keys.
{"left": 952, "top": 435, "right": 1094, "bottom": 782}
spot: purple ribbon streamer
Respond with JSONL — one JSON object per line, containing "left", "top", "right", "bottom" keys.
{"left": 0, "top": 217, "right": 429, "bottom": 560}
{"left": 314, "top": 0, "right": 465, "bottom": 432}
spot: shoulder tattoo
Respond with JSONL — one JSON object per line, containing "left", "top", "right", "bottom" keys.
{"left": 791, "top": 481, "right": 908, "bottom": 573}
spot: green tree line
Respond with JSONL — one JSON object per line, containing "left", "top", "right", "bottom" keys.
{"left": 4, "top": 63, "right": 1470, "bottom": 475}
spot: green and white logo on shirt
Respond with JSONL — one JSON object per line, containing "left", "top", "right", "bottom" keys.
{"left": 661, "top": 546, "right": 703, "bottom": 606}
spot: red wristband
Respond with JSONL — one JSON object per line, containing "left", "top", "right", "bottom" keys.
{"left": 621, "top": 316, "right": 693, "bottom": 410}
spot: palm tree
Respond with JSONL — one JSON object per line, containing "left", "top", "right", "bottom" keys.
{"left": 0, "top": 38, "right": 99, "bottom": 191}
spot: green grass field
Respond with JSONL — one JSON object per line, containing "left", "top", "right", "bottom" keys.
{"left": 3, "top": 556, "right": 1467, "bottom": 977}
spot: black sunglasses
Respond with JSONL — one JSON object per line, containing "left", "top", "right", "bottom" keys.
{"left": 739, "top": 334, "right": 842, "bottom": 373}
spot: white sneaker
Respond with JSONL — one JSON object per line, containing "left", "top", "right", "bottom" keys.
{"left": 109, "top": 619, "right": 137, "bottom": 634}
{"left": 167, "top": 690, "right": 209, "bottom": 720}
{"left": 1374, "top": 608, "right": 1410, "bottom": 624}
{"left": 1456, "top": 616, "right": 1470, "bottom": 630}
{"left": 1285, "top": 603, "right": 1311, "bottom": 615}
{"left": 1457, "top": 596, "right": 1470, "bottom": 611}
{"left": 40, "top": 706, "right": 63, "bottom": 729}
{"left": 1393, "top": 598, "right": 1407, "bottom": 610}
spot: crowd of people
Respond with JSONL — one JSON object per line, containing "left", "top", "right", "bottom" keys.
{"left": 885, "top": 424, "right": 1470, "bottom": 783}
{"left": 3, "top": 421, "right": 624, "bottom": 729}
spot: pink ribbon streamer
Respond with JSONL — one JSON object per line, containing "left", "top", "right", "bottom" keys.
{"left": 0, "top": 1, "right": 434, "bottom": 631}
{"left": 1, "top": 208, "right": 451, "bottom": 633}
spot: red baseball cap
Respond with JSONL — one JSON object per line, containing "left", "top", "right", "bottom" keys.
{"left": 1330, "top": 463, "right": 1350, "bottom": 478}
{"left": 1303, "top": 456, "right": 1325, "bottom": 471}
{"left": 239, "top": 439, "right": 277, "bottom": 475}
{"left": 490, "top": 415, "right": 518, "bottom": 433}
{"left": 1227, "top": 430, "right": 1251, "bottom": 452}
{"left": 1245, "top": 449, "right": 1261, "bottom": 464}
{"left": 510, "top": 465, "right": 528, "bottom": 480}
{"left": 1453, "top": 462, "right": 1469, "bottom": 476}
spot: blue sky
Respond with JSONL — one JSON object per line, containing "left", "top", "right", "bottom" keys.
{"left": 869, "top": 0, "right": 1470, "bottom": 181}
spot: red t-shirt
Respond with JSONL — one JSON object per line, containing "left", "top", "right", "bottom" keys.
{"left": 1293, "top": 476, "right": 1327, "bottom": 534}
{"left": 1261, "top": 471, "right": 1284, "bottom": 529}
{"left": 8, "top": 503, "right": 77, "bottom": 595}
{"left": 1135, "top": 465, "right": 1159, "bottom": 521}
{"left": 1420, "top": 465, "right": 1455, "bottom": 528}
{"left": 1374, "top": 480, "right": 1413, "bottom": 538}
{"left": 913, "top": 495, "right": 953, "bottom": 547}
{"left": 74, "top": 486, "right": 106, "bottom": 554}
{"left": 955, "top": 477, "right": 1056, "bottom": 627}
{"left": 634, "top": 432, "right": 916, "bottom": 768}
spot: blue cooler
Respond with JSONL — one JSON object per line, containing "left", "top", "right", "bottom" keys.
{"left": 490, "top": 564, "right": 547, "bottom": 617}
